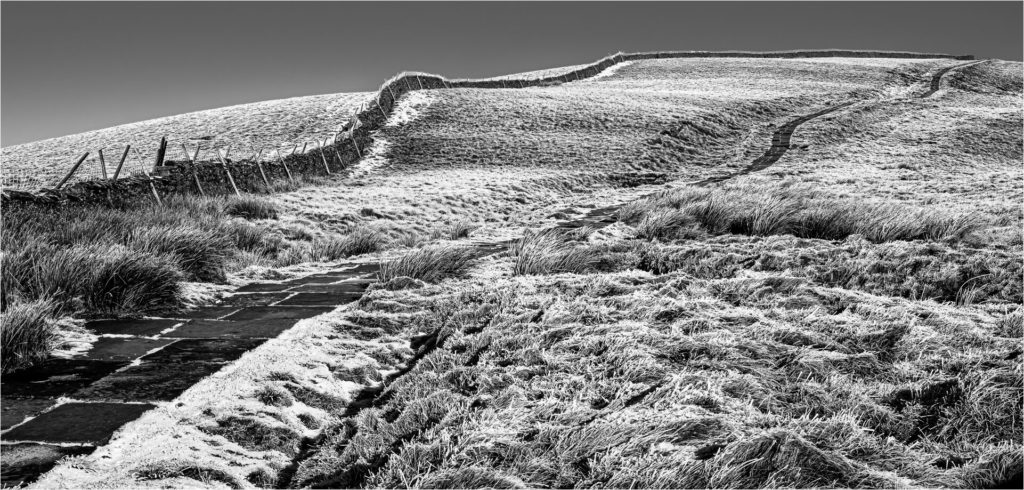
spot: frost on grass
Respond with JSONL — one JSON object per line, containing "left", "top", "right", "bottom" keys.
{"left": 291, "top": 269, "right": 1022, "bottom": 488}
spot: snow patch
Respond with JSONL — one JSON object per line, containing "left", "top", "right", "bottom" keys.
{"left": 348, "top": 137, "right": 391, "bottom": 178}
{"left": 589, "top": 61, "right": 634, "bottom": 82}
{"left": 386, "top": 91, "right": 435, "bottom": 127}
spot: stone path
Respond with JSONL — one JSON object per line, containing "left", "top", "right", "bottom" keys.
{"left": 0, "top": 263, "right": 379, "bottom": 487}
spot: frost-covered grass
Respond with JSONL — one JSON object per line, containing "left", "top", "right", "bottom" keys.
{"left": 1, "top": 91, "right": 372, "bottom": 189}
{"left": 291, "top": 265, "right": 1021, "bottom": 488}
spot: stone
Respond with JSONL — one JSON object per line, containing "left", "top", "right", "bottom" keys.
{"left": 165, "top": 319, "right": 297, "bottom": 339}
{"left": 2, "top": 403, "right": 154, "bottom": 444}
{"left": 1, "top": 360, "right": 128, "bottom": 399}
{"left": 0, "top": 443, "right": 95, "bottom": 487}
{"left": 174, "top": 306, "right": 241, "bottom": 320}
{"left": 218, "top": 292, "right": 293, "bottom": 307}
{"left": 287, "top": 282, "right": 370, "bottom": 294}
{"left": 141, "top": 338, "right": 265, "bottom": 363}
{"left": 73, "top": 362, "right": 230, "bottom": 402}
{"left": 275, "top": 292, "right": 359, "bottom": 307}
{"left": 72, "top": 337, "right": 176, "bottom": 362}
{"left": 223, "top": 306, "right": 334, "bottom": 322}
{"left": 83, "top": 318, "right": 181, "bottom": 336}
{"left": 234, "top": 282, "right": 293, "bottom": 293}
{"left": 1, "top": 399, "right": 54, "bottom": 430}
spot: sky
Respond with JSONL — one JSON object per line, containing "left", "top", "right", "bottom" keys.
{"left": 2, "top": 1, "right": 1021, "bottom": 146}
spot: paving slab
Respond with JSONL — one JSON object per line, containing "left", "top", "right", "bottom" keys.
{"left": 71, "top": 337, "right": 177, "bottom": 362}
{"left": 175, "top": 306, "right": 241, "bottom": 320}
{"left": 83, "top": 318, "right": 181, "bottom": 336}
{"left": 73, "top": 362, "right": 230, "bottom": 402}
{"left": 234, "top": 282, "right": 293, "bottom": 293}
{"left": 1, "top": 360, "right": 128, "bottom": 399}
{"left": 2, "top": 403, "right": 154, "bottom": 444}
{"left": 222, "top": 306, "right": 334, "bottom": 322}
{"left": 1, "top": 399, "right": 55, "bottom": 430}
{"left": 341, "top": 263, "right": 381, "bottom": 275}
{"left": 0, "top": 443, "right": 95, "bottom": 487}
{"left": 165, "top": 318, "right": 297, "bottom": 339}
{"left": 284, "top": 274, "right": 348, "bottom": 286}
{"left": 275, "top": 292, "right": 361, "bottom": 306}
{"left": 287, "top": 282, "right": 370, "bottom": 294}
{"left": 218, "top": 292, "right": 294, "bottom": 307}
{"left": 141, "top": 338, "right": 266, "bottom": 363}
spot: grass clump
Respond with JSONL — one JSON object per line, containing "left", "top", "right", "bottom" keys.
{"left": 224, "top": 196, "right": 279, "bottom": 220}
{"left": 129, "top": 226, "right": 231, "bottom": 282}
{"left": 378, "top": 245, "right": 477, "bottom": 283}
{"left": 509, "top": 228, "right": 595, "bottom": 275}
{"left": 622, "top": 184, "right": 989, "bottom": 243}
{"left": 0, "top": 298, "right": 60, "bottom": 373}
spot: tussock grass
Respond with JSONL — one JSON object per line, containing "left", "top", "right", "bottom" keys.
{"left": 431, "top": 221, "right": 478, "bottom": 240}
{"left": 224, "top": 196, "right": 279, "bottom": 220}
{"left": 509, "top": 228, "right": 594, "bottom": 275}
{"left": 378, "top": 245, "right": 477, "bottom": 283}
{"left": 623, "top": 184, "right": 989, "bottom": 243}
{"left": 274, "top": 228, "right": 386, "bottom": 266}
{"left": 130, "top": 226, "right": 231, "bottom": 282}
{"left": 0, "top": 298, "right": 60, "bottom": 373}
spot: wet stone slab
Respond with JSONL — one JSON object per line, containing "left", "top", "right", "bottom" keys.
{"left": 174, "top": 306, "right": 242, "bottom": 320}
{"left": 73, "top": 361, "right": 232, "bottom": 402}
{"left": 341, "top": 263, "right": 381, "bottom": 275}
{"left": 0, "top": 443, "right": 95, "bottom": 487}
{"left": 234, "top": 282, "right": 293, "bottom": 293}
{"left": 2, "top": 402, "right": 154, "bottom": 444}
{"left": 223, "top": 306, "right": 334, "bottom": 322}
{"left": 284, "top": 274, "right": 348, "bottom": 286}
{"left": 141, "top": 338, "right": 266, "bottom": 363}
{"left": 276, "top": 292, "right": 360, "bottom": 307}
{"left": 217, "top": 292, "right": 294, "bottom": 307}
{"left": 1, "top": 399, "right": 55, "bottom": 430}
{"left": 1, "top": 360, "right": 128, "bottom": 399}
{"left": 287, "top": 282, "right": 370, "bottom": 294}
{"left": 71, "top": 337, "right": 177, "bottom": 362}
{"left": 165, "top": 318, "right": 297, "bottom": 339}
{"left": 83, "top": 318, "right": 181, "bottom": 337}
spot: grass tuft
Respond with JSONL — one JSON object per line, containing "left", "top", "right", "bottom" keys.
{"left": 378, "top": 245, "right": 477, "bottom": 283}
{"left": 0, "top": 298, "right": 60, "bottom": 373}
{"left": 224, "top": 196, "right": 279, "bottom": 220}
{"left": 509, "top": 228, "right": 594, "bottom": 275}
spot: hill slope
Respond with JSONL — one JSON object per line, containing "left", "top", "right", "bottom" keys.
{"left": 20, "top": 55, "right": 1024, "bottom": 489}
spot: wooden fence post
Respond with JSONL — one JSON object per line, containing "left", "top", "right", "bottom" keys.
{"left": 349, "top": 131, "right": 362, "bottom": 159}
{"left": 54, "top": 152, "right": 90, "bottom": 189}
{"left": 416, "top": 75, "right": 424, "bottom": 90}
{"left": 154, "top": 137, "right": 167, "bottom": 169}
{"left": 112, "top": 144, "right": 131, "bottom": 180}
{"left": 300, "top": 142, "right": 308, "bottom": 155}
{"left": 253, "top": 148, "right": 271, "bottom": 190}
{"left": 333, "top": 147, "right": 345, "bottom": 168}
{"left": 316, "top": 139, "right": 332, "bottom": 174}
{"left": 386, "top": 84, "right": 396, "bottom": 102}
{"left": 276, "top": 148, "right": 295, "bottom": 184}
{"left": 217, "top": 147, "right": 241, "bottom": 196}
{"left": 181, "top": 143, "right": 206, "bottom": 196}
{"left": 97, "top": 149, "right": 109, "bottom": 180}
{"left": 145, "top": 171, "right": 162, "bottom": 205}
{"left": 376, "top": 96, "right": 388, "bottom": 119}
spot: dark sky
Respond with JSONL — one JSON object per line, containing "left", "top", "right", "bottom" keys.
{"left": 2, "top": 1, "right": 1021, "bottom": 146}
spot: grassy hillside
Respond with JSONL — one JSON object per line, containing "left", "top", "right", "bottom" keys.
{"left": 288, "top": 58, "right": 1022, "bottom": 489}
{"left": 19, "top": 56, "right": 1024, "bottom": 489}
{"left": 0, "top": 91, "right": 372, "bottom": 190}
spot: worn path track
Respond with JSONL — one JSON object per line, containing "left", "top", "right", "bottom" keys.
{"left": 1, "top": 58, "right": 984, "bottom": 487}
